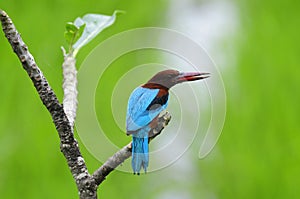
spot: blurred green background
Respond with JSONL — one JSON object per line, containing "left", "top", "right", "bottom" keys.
{"left": 1, "top": 0, "right": 299, "bottom": 198}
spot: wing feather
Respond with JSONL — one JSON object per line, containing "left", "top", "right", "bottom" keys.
{"left": 126, "top": 87, "right": 167, "bottom": 132}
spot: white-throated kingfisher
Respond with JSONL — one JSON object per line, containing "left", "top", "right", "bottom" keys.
{"left": 126, "top": 69, "right": 209, "bottom": 174}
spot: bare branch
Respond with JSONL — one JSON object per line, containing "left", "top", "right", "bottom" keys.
{"left": 62, "top": 52, "right": 78, "bottom": 127}
{"left": 0, "top": 9, "right": 172, "bottom": 198}
{"left": 0, "top": 10, "right": 96, "bottom": 199}
{"left": 92, "top": 112, "right": 171, "bottom": 186}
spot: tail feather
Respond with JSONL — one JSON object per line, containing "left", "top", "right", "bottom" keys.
{"left": 132, "top": 136, "right": 149, "bottom": 174}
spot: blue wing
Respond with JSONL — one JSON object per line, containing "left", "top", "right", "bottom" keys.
{"left": 126, "top": 86, "right": 169, "bottom": 174}
{"left": 126, "top": 87, "right": 168, "bottom": 132}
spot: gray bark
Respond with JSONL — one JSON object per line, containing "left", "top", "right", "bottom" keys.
{"left": 0, "top": 9, "right": 171, "bottom": 199}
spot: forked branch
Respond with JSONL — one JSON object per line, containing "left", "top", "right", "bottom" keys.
{"left": 0, "top": 9, "right": 96, "bottom": 199}
{"left": 0, "top": 9, "right": 171, "bottom": 199}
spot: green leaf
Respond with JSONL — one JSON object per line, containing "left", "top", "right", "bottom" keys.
{"left": 66, "top": 22, "right": 78, "bottom": 32}
{"left": 64, "top": 22, "right": 86, "bottom": 53}
{"left": 65, "top": 22, "right": 77, "bottom": 45}
{"left": 72, "top": 11, "right": 122, "bottom": 54}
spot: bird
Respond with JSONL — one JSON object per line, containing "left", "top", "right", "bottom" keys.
{"left": 126, "top": 69, "right": 209, "bottom": 174}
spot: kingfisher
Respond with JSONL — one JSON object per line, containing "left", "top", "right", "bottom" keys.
{"left": 126, "top": 69, "right": 209, "bottom": 174}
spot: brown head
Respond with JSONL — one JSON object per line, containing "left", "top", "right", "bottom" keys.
{"left": 143, "top": 69, "right": 209, "bottom": 89}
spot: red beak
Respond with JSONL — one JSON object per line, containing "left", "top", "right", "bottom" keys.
{"left": 176, "top": 72, "right": 210, "bottom": 83}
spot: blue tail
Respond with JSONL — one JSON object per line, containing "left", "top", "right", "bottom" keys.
{"left": 132, "top": 136, "right": 149, "bottom": 174}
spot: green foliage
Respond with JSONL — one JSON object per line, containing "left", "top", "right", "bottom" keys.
{"left": 64, "top": 11, "right": 122, "bottom": 56}
{"left": 64, "top": 22, "right": 85, "bottom": 52}
{"left": 72, "top": 11, "right": 122, "bottom": 56}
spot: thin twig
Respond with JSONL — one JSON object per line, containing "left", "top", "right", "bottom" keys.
{"left": 92, "top": 112, "right": 171, "bottom": 186}
{"left": 62, "top": 51, "right": 78, "bottom": 127}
